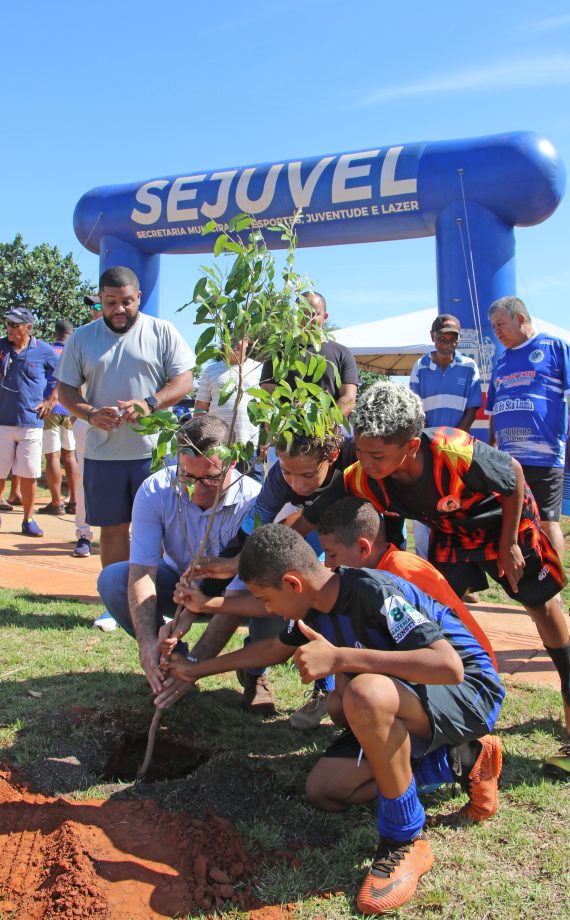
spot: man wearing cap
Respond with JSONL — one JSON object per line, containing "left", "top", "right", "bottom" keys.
{"left": 0, "top": 308, "right": 59, "bottom": 537}
{"left": 409, "top": 314, "right": 483, "bottom": 562}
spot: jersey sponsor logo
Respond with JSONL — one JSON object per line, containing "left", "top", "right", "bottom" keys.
{"left": 382, "top": 594, "right": 426, "bottom": 642}
{"left": 528, "top": 349, "right": 545, "bottom": 364}
{"left": 354, "top": 641, "right": 365, "bottom": 648}
{"left": 494, "top": 397, "right": 534, "bottom": 414}
{"left": 437, "top": 494, "right": 462, "bottom": 513}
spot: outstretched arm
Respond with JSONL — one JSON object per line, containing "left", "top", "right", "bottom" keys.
{"left": 161, "top": 636, "right": 293, "bottom": 702}
{"left": 496, "top": 457, "right": 526, "bottom": 592}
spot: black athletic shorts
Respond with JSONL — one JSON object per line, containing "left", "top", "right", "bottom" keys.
{"left": 322, "top": 671, "right": 504, "bottom": 760}
{"left": 522, "top": 465, "right": 564, "bottom": 522}
{"left": 437, "top": 528, "right": 566, "bottom": 609}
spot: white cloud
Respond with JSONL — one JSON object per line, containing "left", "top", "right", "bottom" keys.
{"left": 361, "top": 56, "right": 570, "bottom": 105}
{"left": 516, "top": 14, "right": 570, "bottom": 35}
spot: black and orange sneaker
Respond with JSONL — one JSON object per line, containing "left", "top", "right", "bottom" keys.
{"left": 356, "top": 834, "right": 434, "bottom": 914}
{"left": 543, "top": 741, "right": 570, "bottom": 780}
{"left": 451, "top": 734, "right": 502, "bottom": 822}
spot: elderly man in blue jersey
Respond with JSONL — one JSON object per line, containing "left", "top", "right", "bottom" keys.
{"left": 409, "top": 314, "right": 482, "bottom": 566}
{"left": 487, "top": 296, "right": 570, "bottom": 564}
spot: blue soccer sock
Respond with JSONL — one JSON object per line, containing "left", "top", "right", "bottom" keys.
{"left": 413, "top": 746, "right": 454, "bottom": 787}
{"left": 377, "top": 777, "right": 426, "bottom": 842}
{"left": 315, "top": 674, "right": 335, "bottom": 693}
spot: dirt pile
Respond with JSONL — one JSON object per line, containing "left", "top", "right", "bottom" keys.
{"left": 0, "top": 767, "right": 271, "bottom": 919}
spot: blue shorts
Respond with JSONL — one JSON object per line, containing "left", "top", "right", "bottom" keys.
{"left": 84, "top": 457, "right": 152, "bottom": 526}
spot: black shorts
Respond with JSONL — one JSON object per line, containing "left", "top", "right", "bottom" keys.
{"left": 322, "top": 671, "right": 504, "bottom": 760}
{"left": 522, "top": 465, "right": 564, "bottom": 521}
{"left": 437, "top": 527, "right": 566, "bottom": 609}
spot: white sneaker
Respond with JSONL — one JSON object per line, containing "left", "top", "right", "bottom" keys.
{"left": 289, "top": 687, "right": 329, "bottom": 730}
{"left": 93, "top": 610, "right": 117, "bottom": 631}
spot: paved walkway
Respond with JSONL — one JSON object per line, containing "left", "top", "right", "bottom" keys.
{"left": 0, "top": 504, "right": 561, "bottom": 689}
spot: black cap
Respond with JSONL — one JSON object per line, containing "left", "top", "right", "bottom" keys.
{"left": 5, "top": 307, "right": 35, "bottom": 325}
{"left": 84, "top": 294, "right": 101, "bottom": 308}
{"left": 431, "top": 314, "right": 461, "bottom": 334}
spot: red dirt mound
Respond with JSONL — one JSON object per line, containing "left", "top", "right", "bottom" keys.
{"left": 0, "top": 767, "right": 288, "bottom": 919}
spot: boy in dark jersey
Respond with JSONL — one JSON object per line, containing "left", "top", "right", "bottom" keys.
{"left": 163, "top": 524, "right": 504, "bottom": 915}
{"left": 295, "top": 380, "right": 569, "bottom": 773}
{"left": 306, "top": 496, "right": 498, "bottom": 813}
{"left": 191, "top": 428, "right": 404, "bottom": 724}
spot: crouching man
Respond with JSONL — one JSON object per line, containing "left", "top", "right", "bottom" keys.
{"left": 162, "top": 524, "right": 504, "bottom": 915}
{"left": 98, "top": 415, "right": 262, "bottom": 709}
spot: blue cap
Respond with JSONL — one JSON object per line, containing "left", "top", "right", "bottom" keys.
{"left": 5, "top": 307, "right": 35, "bottom": 325}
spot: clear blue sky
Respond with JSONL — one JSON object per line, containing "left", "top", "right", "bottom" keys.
{"left": 2, "top": 1, "right": 569, "bottom": 349}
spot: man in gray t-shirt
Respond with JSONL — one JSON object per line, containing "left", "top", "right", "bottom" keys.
{"left": 56, "top": 265, "right": 195, "bottom": 571}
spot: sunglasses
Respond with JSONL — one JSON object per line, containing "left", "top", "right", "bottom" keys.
{"left": 6, "top": 320, "right": 26, "bottom": 328}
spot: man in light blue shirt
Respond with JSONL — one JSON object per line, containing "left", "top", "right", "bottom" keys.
{"left": 409, "top": 314, "right": 482, "bottom": 429}
{"left": 409, "top": 314, "right": 482, "bottom": 563}
{"left": 98, "top": 415, "right": 261, "bottom": 710}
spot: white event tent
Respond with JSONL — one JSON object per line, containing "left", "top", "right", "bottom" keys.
{"left": 335, "top": 308, "right": 570, "bottom": 376}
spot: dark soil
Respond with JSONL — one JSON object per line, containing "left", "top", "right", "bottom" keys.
{"left": 101, "top": 733, "right": 210, "bottom": 782}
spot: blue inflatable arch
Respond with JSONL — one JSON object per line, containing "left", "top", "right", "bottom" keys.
{"left": 74, "top": 130, "right": 565, "bottom": 380}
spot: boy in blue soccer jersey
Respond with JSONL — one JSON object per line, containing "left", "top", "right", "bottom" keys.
{"left": 163, "top": 524, "right": 504, "bottom": 915}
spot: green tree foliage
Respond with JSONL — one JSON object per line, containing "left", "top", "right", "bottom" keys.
{"left": 358, "top": 368, "right": 387, "bottom": 392}
{"left": 0, "top": 234, "right": 96, "bottom": 340}
{"left": 136, "top": 214, "right": 346, "bottom": 471}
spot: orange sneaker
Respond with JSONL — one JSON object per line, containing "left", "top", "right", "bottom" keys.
{"left": 356, "top": 834, "right": 434, "bottom": 914}
{"left": 453, "top": 735, "right": 502, "bottom": 822}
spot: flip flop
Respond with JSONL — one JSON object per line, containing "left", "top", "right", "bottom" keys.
{"left": 0, "top": 502, "right": 14, "bottom": 512}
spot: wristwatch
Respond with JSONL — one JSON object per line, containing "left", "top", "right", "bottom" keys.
{"left": 144, "top": 396, "right": 159, "bottom": 414}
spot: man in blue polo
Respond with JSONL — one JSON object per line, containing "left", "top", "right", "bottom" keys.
{"left": 97, "top": 415, "right": 262, "bottom": 710}
{"left": 0, "top": 308, "right": 59, "bottom": 537}
{"left": 409, "top": 313, "right": 482, "bottom": 562}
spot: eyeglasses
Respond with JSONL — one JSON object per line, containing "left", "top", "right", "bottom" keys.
{"left": 177, "top": 467, "right": 224, "bottom": 486}
{"left": 6, "top": 321, "right": 25, "bottom": 328}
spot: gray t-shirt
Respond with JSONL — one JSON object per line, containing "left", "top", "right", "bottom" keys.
{"left": 55, "top": 314, "right": 195, "bottom": 460}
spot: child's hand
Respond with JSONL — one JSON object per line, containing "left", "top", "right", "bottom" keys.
{"left": 497, "top": 541, "right": 525, "bottom": 593}
{"left": 293, "top": 621, "right": 338, "bottom": 683}
{"left": 157, "top": 622, "right": 182, "bottom": 657}
{"left": 163, "top": 651, "right": 198, "bottom": 682}
{"left": 173, "top": 579, "right": 207, "bottom": 613}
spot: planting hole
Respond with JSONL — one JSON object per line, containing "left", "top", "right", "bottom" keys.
{"left": 102, "top": 734, "right": 210, "bottom": 782}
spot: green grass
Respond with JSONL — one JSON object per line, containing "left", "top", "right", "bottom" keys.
{"left": 1, "top": 587, "right": 569, "bottom": 919}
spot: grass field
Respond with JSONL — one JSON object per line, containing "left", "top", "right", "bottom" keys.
{"left": 1, "top": 579, "right": 569, "bottom": 919}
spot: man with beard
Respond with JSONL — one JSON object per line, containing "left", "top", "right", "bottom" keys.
{"left": 55, "top": 267, "right": 195, "bottom": 590}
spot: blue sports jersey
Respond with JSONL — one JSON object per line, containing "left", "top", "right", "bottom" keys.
{"left": 279, "top": 567, "right": 504, "bottom": 730}
{"left": 410, "top": 351, "right": 482, "bottom": 427}
{"left": 486, "top": 333, "right": 570, "bottom": 467}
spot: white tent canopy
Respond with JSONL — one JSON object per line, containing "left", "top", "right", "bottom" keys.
{"left": 335, "top": 308, "right": 570, "bottom": 376}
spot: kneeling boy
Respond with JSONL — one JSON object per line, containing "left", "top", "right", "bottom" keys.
{"left": 164, "top": 524, "right": 504, "bottom": 915}
{"left": 307, "top": 495, "right": 498, "bottom": 814}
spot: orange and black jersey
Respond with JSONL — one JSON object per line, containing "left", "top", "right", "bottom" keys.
{"left": 303, "top": 427, "right": 541, "bottom": 566}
